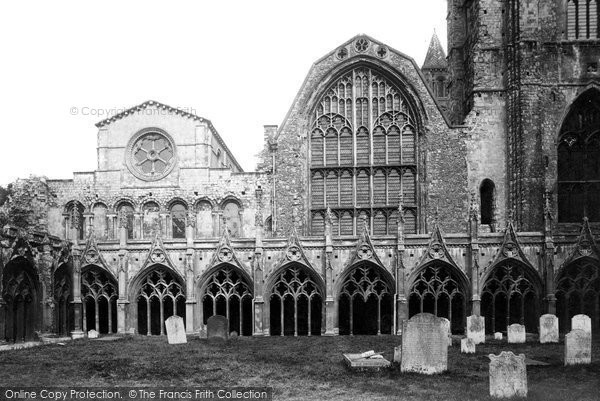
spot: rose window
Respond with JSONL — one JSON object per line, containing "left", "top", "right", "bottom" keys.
{"left": 126, "top": 129, "right": 177, "bottom": 181}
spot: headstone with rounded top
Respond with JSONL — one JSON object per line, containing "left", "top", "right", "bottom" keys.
{"left": 207, "top": 315, "right": 229, "bottom": 340}
{"left": 494, "top": 332, "right": 503, "bottom": 340}
{"left": 165, "top": 315, "right": 187, "bottom": 344}
{"left": 571, "top": 314, "right": 591, "bottom": 336}
{"left": 564, "top": 329, "right": 591, "bottom": 366}
{"left": 461, "top": 338, "right": 475, "bottom": 354}
{"left": 488, "top": 351, "right": 527, "bottom": 398}
{"left": 507, "top": 324, "right": 526, "bottom": 344}
{"left": 467, "top": 315, "right": 485, "bottom": 344}
{"left": 539, "top": 314, "right": 559, "bottom": 344}
{"left": 87, "top": 329, "right": 99, "bottom": 339}
{"left": 400, "top": 313, "right": 448, "bottom": 374}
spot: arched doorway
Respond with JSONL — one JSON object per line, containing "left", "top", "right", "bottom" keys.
{"left": 200, "top": 265, "right": 253, "bottom": 336}
{"left": 408, "top": 262, "right": 468, "bottom": 334}
{"left": 556, "top": 258, "right": 600, "bottom": 332}
{"left": 2, "top": 258, "right": 40, "bottom": 342}
{"left": 136, "top": 267, "right": 185, "bottom": 335}
{"left": 81, "top": 266, "right": 117, "bottom": 334}
{"left": 481, "top": 262, "right": 541, "bottom": 333}
{"left": 338, "top": 262, "right": 393, "bottom": 335}
{"left": 54, "top": 264, "right": 72, "bottom": 336}
{"left": 269, "top": 264, "right": 322, "bottom": 336}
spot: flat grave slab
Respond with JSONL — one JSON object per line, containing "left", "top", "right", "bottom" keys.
{"left": 343, "top": 353, "right": 391, "bottom": 371}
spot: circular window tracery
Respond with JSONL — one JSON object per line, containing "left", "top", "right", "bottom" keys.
{"left": 126, "top": 128, "right": 177, "bottom": 181}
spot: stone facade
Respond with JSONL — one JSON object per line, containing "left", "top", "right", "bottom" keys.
{"left": 1, "top": 1, "right": 600, "bottom": 341}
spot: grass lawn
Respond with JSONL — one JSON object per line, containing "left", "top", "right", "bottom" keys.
{"left": 0, "top": 335, "right": 598, "bottom": 401}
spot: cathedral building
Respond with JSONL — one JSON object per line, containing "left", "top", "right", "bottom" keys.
{"left": 1, "top": 0, "right": 599, "bottom": 342}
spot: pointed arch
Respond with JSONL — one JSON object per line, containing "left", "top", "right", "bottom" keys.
{"left": 54, "top": 262, "right": 73, "bottom": 336}
{"left": 81, "top": 264, "right": 117, "bottom": 335}
{"left": 557, "top": 88, "right": 600, "bottom": 222}
{"left": 2, "top": 257, "right": 41, "bottom": 342}
{"left": 308, "top": 60, "right": 423, "bottom": 236}
{"left": 197, "top": 263, "right": 254, "bottom": 336}
{"left": 480, "top": 260, "right": 543, "bottom": 334}
{"left": 555, "top": 257, "right": 600, "bottom": 332}
{"left": 407, "top": 261, "right": 470, "bottom": 334}
{"left": 131, "top": 264, "right": 186, "bottom": 336}
{"left": 266, "top": 262, "right": 324, "bottom": 336}
{"left": 336, "top": 260, "right": 394, "bottom": 335}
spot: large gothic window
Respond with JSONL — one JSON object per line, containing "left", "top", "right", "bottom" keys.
{"left": 309, "top": 66, "right": 418, "bottom": 236}
{"left": 137, "top": 268, "right": 186, "bottom": 336}
{"left": 567, "top": 0, "right": 598, "bottom": 40}
{"left": 558, "top": 91, "right": 600, "bottom": 222}
{"left": 408, "top": 263, "right": 467, "bottom": 334}
{"left": 481, "top": 262, "right": 540, "bottom": 334}
{"left": 201, "top": 267, "right": 253, "bottom": 336}
{"left": 81, "top": 267, "right": 117, "bottom": 335}
{"left": 269, "top": 265, "right": 322, "bottom": 336}
{"left": 556, "top": 259, "right": 600, "bottom": 332}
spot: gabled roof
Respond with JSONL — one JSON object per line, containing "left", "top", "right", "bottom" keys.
{"left": 422, "top": 31, "right": 447, "bottom": 70}
{"left": 95, "top": 100, "right": 243, "bottom": 172}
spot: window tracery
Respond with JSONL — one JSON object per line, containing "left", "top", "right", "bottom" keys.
{"left": 137, "top": 268, "right": 185, "bottom": 335}
{"left": 309, "top": 66, "right": 418, "bottom": 235}
{"left": 558, "top": 91, "right": 600, "bottom": 222}
{"left": 201, "top": 267, "right": 253, "bottom": 336}
{"left": 556, "top": 259, "right": 600, "bottom": 331}
{"left": 338, "top": 263, "right": 393, "bottom": 335}
{"left": 81, "top": 268, "right": 117, "bottom": 334}
{"left": 408, "top": 263, "right": 466, "bottom": 333}
{"left": 269, "top": 265, "right": 322, "bottom": 336}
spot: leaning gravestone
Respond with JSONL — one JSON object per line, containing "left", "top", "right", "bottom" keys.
{"left": 539, "top": 314, "right": 559, "bottom": 344}
{"left": 564, "top": 329, "right": 591, "bottom": 366}
{"left": 165, "top": 315, "right": 187, "bottom": 344}
{"left": 488, "top": 351, "right": 527, "bottom": 398}
{"left": 507, "top": 324, "right": 526, "bottom": 344}
{"left": 461, "top": 338, "right": 475, "bottom": 354}
{"left": 87, "top": 330, "right": 99, "bottom": 339}
{"left": 494, "top": 332, "right": 503, "bottom": 340}
{"left": 400, "top": 313, "right": 448, "bottom": 374}
{"left": 571, "top": 314, "right": 591, "bottom": 335}
{"left": 467, "top": 315, "right": 485, "bottom": 344}
{"left": 207, "top": 315, "right": 229, "bottom": 340}
{"left": 440, "top": 317, "right": 452, "bottom": 347}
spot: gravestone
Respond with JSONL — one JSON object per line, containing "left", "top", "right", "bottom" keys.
{"left": 494, "top": 332, "right": 503, "bottom": 340}
{"left": 507, "top": 324, "right": 526, "bottom": 344}
{"left": 207, "top": 315, "right": 229, "bottom": 340}
{"left": 165, "top": 315, "right": 187, "bottom": 344}
{"left": 539, "top": 314, "right": 559, "bottom": 344}
{"left": 400, "top": 313, "right": 448, "bottom": 374}
{"left": 440, "top": 317, "right": 452, "bottom": 346}
{"left": 571, "top": 314, "right": 591, "bottom": 335}
{"left": 87, "top": 330, "right": 98, "bottom": 339}
{"left": 564, "top": 329, "right": 592, "bottom": 366}
{"left": 461, "top": 338, "right": 475, "bottom": 354}
{"left": 393, "top": 345, "right": 402, "bottom": 365}
{"left": 467, "top": 315, "right": 485, "bottom": 344}
{"left": 488, "top": 351, "right": 527, "bottom": 398}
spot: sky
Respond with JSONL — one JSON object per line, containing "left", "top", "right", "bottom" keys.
{"left": 0, "top": 0, "right": 447, "bottom": 186}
